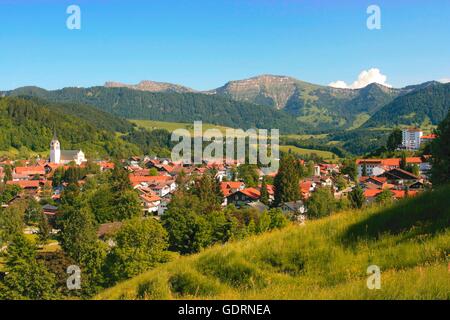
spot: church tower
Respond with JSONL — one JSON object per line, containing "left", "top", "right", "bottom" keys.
{"left": 50, "top": 132, "right": 61, "bottom": 164}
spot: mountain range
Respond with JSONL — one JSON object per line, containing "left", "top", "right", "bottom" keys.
{"left": 100, "top": 75, "right": 449, "bottom": 130}
{"left": 2, "top": 75, "right": 449, "bottom": 145}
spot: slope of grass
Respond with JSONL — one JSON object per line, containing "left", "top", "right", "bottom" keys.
{"left": 130, "top": 119, "right": 235, "bottom": 136}
{"left": 279, "top": 145, "right": 338, "bottom": 160}
{"left": 97, "top": 186, "right": 450, "bottom": 300}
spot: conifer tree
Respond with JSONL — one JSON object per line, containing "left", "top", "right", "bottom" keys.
{"left": 349, "top": 185, "right": 365, "bottom": 209}
{"left": 260, "top": 177, "right": 269, "bottom": 205}
{"left": 274, "top": 154, "right": 300, "bottom": 206}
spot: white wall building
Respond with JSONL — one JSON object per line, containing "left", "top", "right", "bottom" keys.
{"left": 50, "top": 134, "right": 87, "bottom": 165}
{"left": 402, "top": 128, "right": 423, "bottom": 150}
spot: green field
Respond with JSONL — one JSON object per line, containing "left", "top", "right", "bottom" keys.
{"left": 97, "top": 186, "right": 450, "bottom": 300}
{"left": 130, "top": 119, "right": 232, "bottom": 135}
{"left": 283, "top": 133, "right": 329, "bottom": 140}
{"left": 280, "top": 145, "right": 338, "bottom": 159}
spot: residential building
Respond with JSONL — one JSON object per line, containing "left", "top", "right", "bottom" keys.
{"left": 402, "top": 128, "right": 423, "bottom": 150}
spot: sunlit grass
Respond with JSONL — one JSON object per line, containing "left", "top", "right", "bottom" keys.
{"left": 279, "top": 145, "right": 338, "bottom": 160}
{"left": 97, "top": 186, "right": 450, "bottom": 300}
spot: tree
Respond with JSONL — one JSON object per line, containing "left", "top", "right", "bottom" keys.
{"left": 0, "top": 235, "right": 58, "bottom": 300}
{"left": 432, "top": 113, "right": 450, "bottom": 185}
{"left": 268, "top": 208, "right": 288, "bottom": 229}
{"left": 161, "top": 193, "right": 211, "bottom": 254}
{"left": 349, "top": 186, "right": 365, "bottom": 209}
{"left": 58, "top": 194, "right": 107, "bottom": 295}
{"left": 37, "top": 212, "right": 52, "bottom": 244}
{"left": 307, "top": 188, "right": 336, "bottom": 219}
{"left": 105, "top": 218, "right": 169, "bottom": 283}
{"left": 400, "top": 152, "right": 408, "bottom": 170}
{"left": 341, "top": 159, "right": 358, "bottom": 181}
{"left": 256, "top": 210, "right": 271, "bottom": 233}
{"left": 0, "top": 201, "right": 26, "bottom": 244}
{"left": 24, "top": 198, "right": 43, "bottom": 225}
{"left": 3, "top": 165, "right": 12, "bottom": 183}
{"left": 0, "top": 184, "right": 21, "bottom": 205}
{"left": 110, "top": 165, "right": 132, "bottom": 193}
{"left": 407, "top": 164, "right": 420, "bottom": 177}
{"left": 260, "top": 177, "right": 270, "bottom": 205}
{"left": 112, "top": 190, "right": 143, "bottom": 221}
{"left": 376, "top": 189, "right": 394, "bottom": 205}
{"left": 237, "top": 164, "right": 259, "bottom": 187}
{"left": 335, "top": 175, "right": 348, "bottom": 191}
{"left": 148, "top": 167, "right": 158, "bottom": 176}
{"left": 274, "top": 154, "right": 300, "bottom": 206}
{"left": 52, "top": 167, "right": 65, "bottom": 187}
{"left": 59, "top": 202, "right": 98, "bottom": 262}
{"left": 387, "top": 128, "right": 402, "bottom": 151}
{"left": 191, "top": 173, "right": 222, "bottom": 214}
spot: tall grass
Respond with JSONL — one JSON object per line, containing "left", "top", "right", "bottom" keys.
{"left": 97, "top": 186, "right": 450, "bottom": 300}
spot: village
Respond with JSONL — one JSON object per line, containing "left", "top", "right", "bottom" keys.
{"left": 0, "top": 128, "right": 436, "bottom": 238}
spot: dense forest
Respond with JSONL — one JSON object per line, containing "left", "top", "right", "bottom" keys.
{"left": 0, "top": 97, "right": 172, "bottom": 159}
{"left": 5, "top": 86, "right": 304, "bottom": 134}
{"left": 364, "top": 82, "right": 450, "bottom": 128}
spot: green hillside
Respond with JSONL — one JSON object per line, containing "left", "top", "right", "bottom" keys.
{"left": 212, "top": 75, "right": 401, "bottom": 129}
{"left": 5, "top": 86, "right": 305, "bottom": 134}
{"left": 279, "top": 145, "right": 338, "bottom": 160}
{"left": 130, "top": 119, "right": 232, "bottom": 135}
{"left": 364, "top": 82, "right": 450, "bottom": 128}
{"left": 0, "top": 96, "right": 139, "bottom": 159}
{"left": 97, "top": 186, "right": 450, "bottom": 300}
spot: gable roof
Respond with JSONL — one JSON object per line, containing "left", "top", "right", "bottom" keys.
{"left": 60, "top": 150, "right": 83, "bottom": 161}
{"left": 240, "top": 188, "right": 261, "bottom": 200}
{"left": 379, "top": 168, "right": 419, "bottom": 180}
{"left": 7, "top": 180, "right": 40, "bottom": 189}
{"left": 14, "top": 166, "right": 46, "bottom": 175}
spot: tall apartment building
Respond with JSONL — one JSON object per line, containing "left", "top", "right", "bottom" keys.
{"left": 402, "top": 128, "right": 423, "bottom": 150}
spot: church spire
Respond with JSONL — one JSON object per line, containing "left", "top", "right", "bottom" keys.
{"left": 52, "top": 128, "right": 58, "bottom": 142}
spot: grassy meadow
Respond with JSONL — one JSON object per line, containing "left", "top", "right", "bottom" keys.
{"left": 279, "top": 145, "right": 338, "bottom": 160}
{"left": 97, "top": 186, "right": 450, "bottom": 300}
{"left": 130, "top": 119, "right": 232, "bottom": 136}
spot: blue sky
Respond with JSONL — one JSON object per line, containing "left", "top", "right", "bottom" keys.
{"left": 0, "top": 0, "right": 449, "bottom": 90}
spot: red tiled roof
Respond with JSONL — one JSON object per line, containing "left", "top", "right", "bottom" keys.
{"left": 421, "top": 134, "right": 437, "bottom": 139}
{"left": 391, "top": 190, "right": 418, "bottom": 199}
{"left": 364, "top": 189, "right": 383, "bottom": 198}
{"left": 240, "top": 188, "right": 261, "bottom": 200}
{"left": 367, "top": 176, "right": 388, "bottom": 184}
{"left": 357, "top": 158, "right": 422, "bottom": 167}
{"left": 129, "top": 175, "right": 172, "bottom": 186}
{"left": 140, "top": 194, "right": 161, "bottom": 203}
{"left": 14, "top": 166, "right": 46, "bottom": 175}
{"left": 220, "top": 181, "right": 244, "bottom": 197}
{"left": 300, "top": 181, "right": 312, "bottom": 194}
{"left": 406, "top": 157, "right": 422, "bottom": 164}
{"left": 7, "top": 180, "right": 40, "bottom": 188}
{"left": 381, "top": 159, "right": 400, "bottom": 167}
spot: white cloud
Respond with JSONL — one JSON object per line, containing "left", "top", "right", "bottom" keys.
{"left": 329, "top": 68, "right": 391, "bottom": 89}
{"left": 438, "top": 78, "right": 450, "bottom": 83}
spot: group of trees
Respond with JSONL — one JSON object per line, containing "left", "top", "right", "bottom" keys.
{"left": 7, "top": 86, "right": 303, "bottom": 134}
{"left": 0, "top": 166, "right": 169, "bottom": 299}
{"left": 432, "top": 110, "right": 450, "bottom": 185}
{"left": 162, "top": 172, "right": 288, "bottom": 255}
{"left": 0, "top": 96, "right": 179, "bottom": 161}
